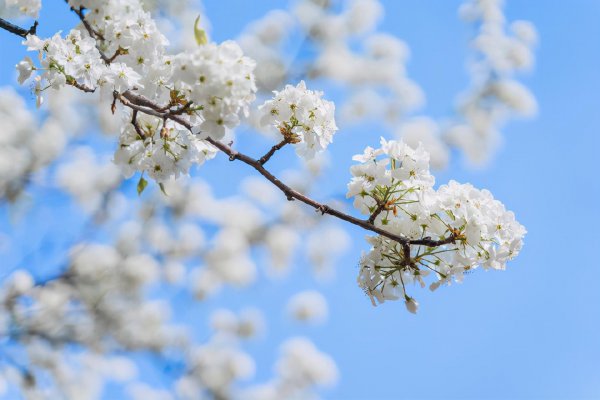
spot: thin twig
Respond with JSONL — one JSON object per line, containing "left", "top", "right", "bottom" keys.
{"left": 410, "top": 236, "right": 456, "bottom": 247}
{"left": 106, "top": 47, "right": 127, "bottom": 63}
{"left": 67, "top": 5, "right": 111, "bottom": 64}
{"left": 258, "top": 138, "right": 289, "bottom": 165}
{"left": 70, "top": 6, "right": 104, "bottom": 40}
{"left": 66, "top": 77, "right": 95, "bottom": 93}
{"left": 368, "top": 201, "right": 387, "bottom": 224}
{"left": 130, "top": 109, "right": 146, "bottom": 139}
{"left": 169, "top": 101, "right": 194, "bottom": 116}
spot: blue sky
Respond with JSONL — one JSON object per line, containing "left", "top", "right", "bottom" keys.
{"left": 2, "top": 1, "right": 600, "bottom": 399}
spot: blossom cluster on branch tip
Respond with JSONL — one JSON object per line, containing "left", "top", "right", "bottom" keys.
{"left": 259, "top": 80, "right": 338, "bottom": 159}
{"left": 114, "top": 113, "right": 218, "bottom": 183}
{"left": 348, "top": 139, "right": 526, "bottom": 313}
{"left": 20, "top": 30, "right": 105, "bottom": 105}
{"left": 16, "top": 0, "right": 259, "bottom": 184}
{"left": 174, "top": 40, "right": 257, "bottom": 140}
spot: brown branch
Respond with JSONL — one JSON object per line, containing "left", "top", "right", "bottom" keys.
{"left": 169, "top": 101, "right": 194, "bottom": 116}
{"left": 106, "top": 47, "right": 127, "bottom": 63}
{"left": 0, "top": 17, "right": 37, "bottom": 39}
{"left": 368, "top": 201, "right": 387, "bottom": 224}
{"left": 117, "top": 91, "right": 418, "bottom": 246}
{"left": 402, "top": 242, "right": 411, "bottom": 265}
{"left": 67, "top": 4, "right": 111, "bottom": 64}
{"left": 130, "top": 110, "right": 146, "bottom": 139}
{"left": 0, "top": 0, "right": 459, "bottom": 265}
{"left": 79, "top": 90, "right": 459, "bottom": 250}
{"left": 258, "top": 138, "right": 289, "bottom": 165}
{"left": 69, "top": 6, "right": 103, "bottom": 40}
{"left": 66, "top": 76, "right": 95, "bottom": 93}
{"left": 410, "top": 235, "right": 456, "bottom": 247}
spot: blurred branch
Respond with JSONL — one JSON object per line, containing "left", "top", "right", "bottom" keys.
{"left": 0, "top": 17, "right": 37, "bottom": 38}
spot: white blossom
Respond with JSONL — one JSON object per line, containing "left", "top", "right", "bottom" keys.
{"left": 287, "top": 290, "right": 329, "bottom": 323}
{"left": 114, "top": 113, "right": 217, "bottom": 183}
{"left": 349, "top": 140, "right": 526, "bottom": 311}
{"left": 259, "top": 80, "right": 338, "bottom": 159}
{"left": 2, "top": 0, "right": 41, "bottom": 18}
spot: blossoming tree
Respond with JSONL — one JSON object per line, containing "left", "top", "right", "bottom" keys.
{"left": 0, "top": 0, "right": 535, "bottom": 398}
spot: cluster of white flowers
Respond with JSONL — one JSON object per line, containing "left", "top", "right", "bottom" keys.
{"left": 240, "top": 0, "right": 424, "bottom": 139}
{"left": 19, "top": 30, "right": 105, "bottom": 106}
{"left": 238, "top": 0, "right": 537, "bottom": 168}
{"left": 0, "top": 87, "right": 38, "bottom": 200}
{"left": 295, "top": 0, "right": 383, "bottom": 42}
{"left": 237, "top": 10, "right": 294, "bottom": 91}
{"left": 445, "top": 0, "right": 538, "bottom": 165}
{"left": 210, "top": 308, "right": 265, "bottom": 339}
{"left": 259, "top": 80, "right": 337, "bottom": 159}
{"left": 173, "top": 41, "right": 257, "bottom": 140}
{"left": 348, "top": 139, "right": 526, "bottom": 312}
{"left": 174, "top": 308, "right": 264, "bottom": 399}
{"left": 175, "top": 336, "right": 255, "bottom": 399}
{"left": 15, "top": 0, "right": 258, "bottom": 186}
{"left": 292, "top": 0, "right": 425, "bottom": 134}
{"left": 0, "top": 87, "right": 84, "bottom": 201}
{"left": 114, "top": 113, "right": 217, "bottom": 183}
{"left": 396, "top": 117, "right": 449, "bottom": 170}
{"left": 7, "top": 245, "right": 184, "bottom": 350}
{"left": 348, "top": 138, "right": 434, "bottom": 218}
{"left": 0, "top": 244, "right": 185, "bottom": 396}
{"left": 244, "top": 337, "right": 338, "bottom": 400}
{"left": 56, "top": 146, "right": 122, "bottom": 211}
{"left": 2, "top": 348, "right": 137, "bottom": 400}
{"left": 0, "top": 0, "right": 41, "bottom": 18}
{"left": 69, "top": 0, "right": 169, "bottom": 75}
{"left": 0, "top": 152, "right": 352, "bottom": 396}
{"left": 287, "top": 290, "right": 329, "bottom": 324}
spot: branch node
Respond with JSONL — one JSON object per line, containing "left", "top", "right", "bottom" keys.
{"left": 258, "top": 138, "right": 289, "bottom": 165}
{"left": 29, "top": 20, "right": 38, "bottom": 36}
{"left": 317, "top": 205, "right": 330, "bottom": 215}
{"left": 111, "top": 95, "right": 117, "bottom": 115}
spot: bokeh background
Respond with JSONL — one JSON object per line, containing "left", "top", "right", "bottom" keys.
{"left": 1, "top": 1, "right": 599, "bottom": 399}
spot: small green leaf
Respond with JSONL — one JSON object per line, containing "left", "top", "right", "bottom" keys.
{"left": 194, "top": 15, "right": 208, "bottom": 45}
{"left": 137, "top": 176, "right": 148, "bottom": 196}
{"left": 158, "top": 182, "right": 168, "bottom": 196}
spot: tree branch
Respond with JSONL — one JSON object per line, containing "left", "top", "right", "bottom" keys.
{"left": 66, "top": 76, "right": 95, "bottom": 93}
{"left": 130, "top": 109, "right": 146, "bottom": 139}
{"left": 0, "top": 17, "right": 37, "bottom": 38}
{"left": 67, "top": 4, "right": 111, "bottom": 64}
{"left": 61, "top": 2, "right": 460, "bottom": 250}
{"left": 116, "top": 91, "right": 459, "bottom": 247}
{"left": 409, "top": 235, "right": 456, "bottom": 247}
{"left": 258, "top": 138, "right": 289, "bottom": 165}
{"left": 368, "top": 201, "right": 387, "bottom": 224}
